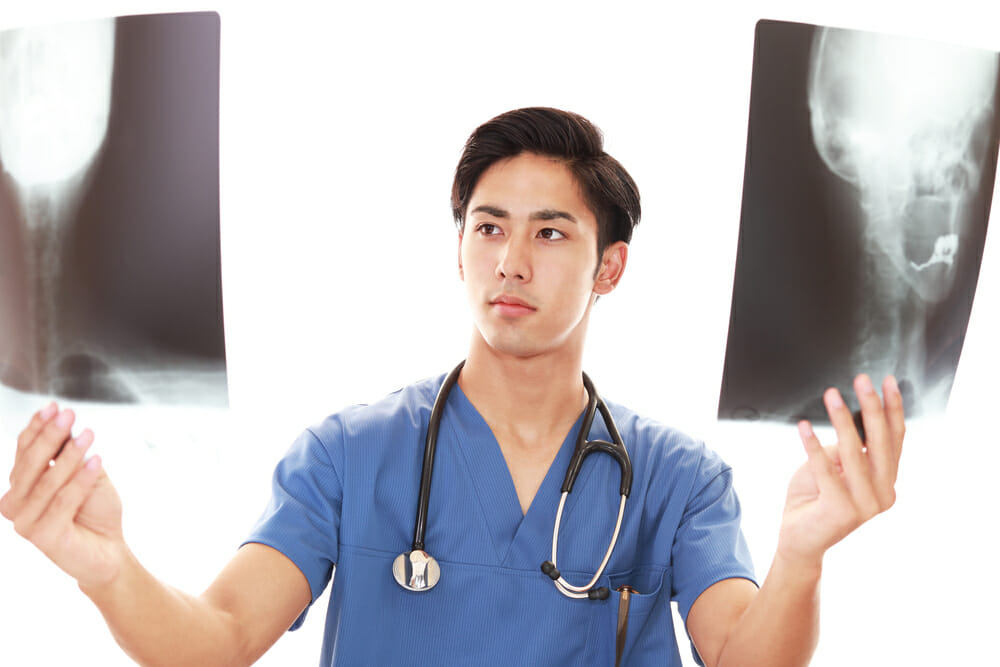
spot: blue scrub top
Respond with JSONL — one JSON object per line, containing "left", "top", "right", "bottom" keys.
{"left": 246, "top": 373, "right": 756, "bottom": 666}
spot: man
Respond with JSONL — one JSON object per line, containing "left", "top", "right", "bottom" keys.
{"left": 1, "top": 107, "right": 904, "bottom": 666}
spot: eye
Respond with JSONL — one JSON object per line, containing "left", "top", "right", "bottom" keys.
{"left": 475, "top": 223, "right": 502, "bottom": 236}
{"left": 537, "top": 228, "right": 566, "bottom": 241}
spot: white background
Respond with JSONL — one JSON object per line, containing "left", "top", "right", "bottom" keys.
{"left": 1, "top": 1, "right": 998, "bottom": 665}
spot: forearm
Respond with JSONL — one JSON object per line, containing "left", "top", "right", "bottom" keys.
{"left": 80, "top": 546, "right": 245, "bottom": 667}
{"left": 716, "top": 553, "right": 821, "bottom": 667}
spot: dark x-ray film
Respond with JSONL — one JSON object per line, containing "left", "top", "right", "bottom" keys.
{"left": 719, "top": 20, "right": 1000, "bottom": 424}
{"left": 0, "top": 12, "right": 226, "bottom": 406}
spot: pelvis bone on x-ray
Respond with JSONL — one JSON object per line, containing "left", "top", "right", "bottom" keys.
{"left": 719, "top": 20, "right": 1000, "bottom": 423}
{"left": 0, "top": 12, "right": 226, "bottom": 406}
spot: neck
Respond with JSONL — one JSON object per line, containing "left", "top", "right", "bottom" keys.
{"left": 458, "top": 336, "right": 588, "bottom": 445}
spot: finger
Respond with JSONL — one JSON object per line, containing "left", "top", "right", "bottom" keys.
{"left": 12, "top": 429, "right": 94, "bottom": 530}
{"left": 824, "top": 387, "right": 880, "bottom": 518}
{"left": 4, "top": 405, "right": 59, "bottom": 518}
{"left": 6, "top": 409, "right": 77, "bottom": 515}
{"left": 854, "top": 375, "right": 898, "bottom": 508}
{"left": 882, "top": 376, "right": 906, "bottom": 454}
{"left": 854, "top": 374, "right": 889, "bottom": 451}
{"left": 824, "top": 387, "right": 864, "bottom": 454}
{"left": 798, "top": 421, "right": 852, "bottom": 504}
{"left": 876, "top": 376, "right": 905, "bottom": 508}
{"left": 23, "top": 456, "right": 103, "bottom": 552}
{"left": 823, "top": 444, "right": 843, "bottom": 475}
{"left": 15, "top": 402, "right": 60, "bottom": 456}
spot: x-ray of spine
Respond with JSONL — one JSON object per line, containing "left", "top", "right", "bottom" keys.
{"left": 0, "top": 12, "right": 226, "bottom": 406}
{"left": 718, "top": 20, "right": 1000, "bottom": 424}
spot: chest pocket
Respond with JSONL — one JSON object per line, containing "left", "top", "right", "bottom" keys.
{"left": 586, "top": 566, "right": 680, "bottom": 665}
{"left": 333, "top": 549, "right": 614, "bottom": 666}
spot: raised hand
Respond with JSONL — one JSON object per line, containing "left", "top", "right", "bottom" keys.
{"left": 1, "top": 403, "right": 125, "bottom": 589}
{"left": 778, "top": 375, "right": 905, "bottom": 566}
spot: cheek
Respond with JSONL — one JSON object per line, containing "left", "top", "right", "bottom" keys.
{"left": 544, "top": 263, "right": 595, "bottom": 310}
{"left": 461, "top": 246, "right": 498, "bottom": 290}
{"left": 459, "top": 242, "right": 477, "bottom": 275}
{"left": 462, "top": 248, "right": 484, "bottom": 278}
{"left": 562, "top": 251, "right": 598, "bottom": 289}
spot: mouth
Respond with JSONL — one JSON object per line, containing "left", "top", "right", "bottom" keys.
{"left": 490, "top": 294, "right": 536, "bottom": 317}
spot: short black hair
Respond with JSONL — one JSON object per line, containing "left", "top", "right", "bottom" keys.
{"left": 451, "top": 107, "right": 641, "bottom": 256}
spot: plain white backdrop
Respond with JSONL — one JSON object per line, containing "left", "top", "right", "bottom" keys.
{"left": 1, "top": 1, "right": 998, "bottom": 665}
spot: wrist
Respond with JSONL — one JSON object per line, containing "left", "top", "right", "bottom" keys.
{"left": 771, "top": 547, "right": 824, "bottom": 586}
{"left": 78, "top": 541, "right": 134, "bottom": 603}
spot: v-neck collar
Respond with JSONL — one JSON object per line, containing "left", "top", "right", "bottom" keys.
{"left": 444, "top": 381, "right": 607, "bottom": 567}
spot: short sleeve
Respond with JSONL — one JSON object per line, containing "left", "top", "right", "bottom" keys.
{"left": 671, "top": 456, "right": 756, "bottom": 623}
{"left": 243, "top": 425, "right": 343, "bottom": 629}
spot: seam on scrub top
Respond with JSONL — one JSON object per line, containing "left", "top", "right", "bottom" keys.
{"left": 442, "top": 399, "right": 510, "bottom": 562}
{"left": 304, "top": 424, "right": 345, "bottom": 491}
{"left": 337, "top": 543, "right": 670, "bottom": 582}
{"left": 681, "top": 463, "right": 735, "bottom": 517}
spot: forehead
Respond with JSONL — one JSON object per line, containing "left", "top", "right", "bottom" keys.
{"left": 468, "top": 152, "right": 596, "bottom": 222}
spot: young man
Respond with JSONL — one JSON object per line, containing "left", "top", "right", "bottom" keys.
{"left": 1, "top": 107, "right": 904, "bottom": 666}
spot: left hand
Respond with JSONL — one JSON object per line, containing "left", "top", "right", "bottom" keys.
{"left": 777, "top": 374, "right": 905, "bottom": 566}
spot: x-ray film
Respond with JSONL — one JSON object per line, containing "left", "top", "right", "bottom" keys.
{"left": 719, "top": 20, "right": 1000, "bottom": 423}
{"left": 0, "top": 12, "right": 225, "bottom": 406}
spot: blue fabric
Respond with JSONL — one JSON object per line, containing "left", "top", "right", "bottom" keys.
{"left": 245, "top": 373, "right": 756, "bottom": 665}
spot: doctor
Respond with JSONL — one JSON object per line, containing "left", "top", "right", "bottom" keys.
{"left": 1, "top": 107, "right": 904, "bottom": 666}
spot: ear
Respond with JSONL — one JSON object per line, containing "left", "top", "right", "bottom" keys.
{"left": 458, "top": 232, "right": 464, "bottom": 281}
{"left": 593, "top": 241, "right": 628, "bottom": 296}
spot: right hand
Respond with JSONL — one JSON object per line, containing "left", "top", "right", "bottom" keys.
{"left": 1, "top": 403, "right": 125, "bottom": 590}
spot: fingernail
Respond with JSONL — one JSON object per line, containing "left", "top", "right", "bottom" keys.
{"left": 85, "top": 456, "right": 101, "bottom": 471}
{"left": 857, "top": 375, "right": 874, "bottom": 394}
{"left": 887, "top": 376, "right": 899, "bottom": 394}
{"left": 74, "top": 429, "right": 94, "bottom": 449}
{"left": 798, "top": 421, "right": 814, "bottom": 439}
{"left": 56, "top": 409, "right": 74, "bottom": 429}
{"left": 40, "top": 402, "right": 58, "bottom": 420}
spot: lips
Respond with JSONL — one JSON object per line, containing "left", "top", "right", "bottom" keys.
{"left": 490, "top": 294, "right": 536, "bottom": 317}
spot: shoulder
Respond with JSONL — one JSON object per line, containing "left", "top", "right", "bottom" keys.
{"left": 604, "top": 400, "right": 733, "bottom": 502}
{"left": 606, "top": 400, "right": 729, "bottom": 474}
{"left": 301, "top": 373, "right": 447, "bottom": 455}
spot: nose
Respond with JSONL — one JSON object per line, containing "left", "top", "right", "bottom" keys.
{"left": 496, "top": 235, "right": 532, "bottom": 282}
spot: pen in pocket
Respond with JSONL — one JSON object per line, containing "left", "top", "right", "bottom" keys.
{"left": 616, "top": 585, "right": 638, "bottom": 667}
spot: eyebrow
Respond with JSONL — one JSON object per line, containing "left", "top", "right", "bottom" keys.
{"left": 469, "top": 205, "right": 578, "bottom": 224}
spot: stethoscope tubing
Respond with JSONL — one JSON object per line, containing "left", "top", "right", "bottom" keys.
{"left": 399, "top": 361, "right": 632, "bottom": 601}
{"left": 410, "top": 360, "right": 465, "bottom": 552}
{"left": 549, "top": 493, "right": 628, "bottom": 598}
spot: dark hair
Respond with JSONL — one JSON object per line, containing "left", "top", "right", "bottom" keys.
{"left": 451, "top": 107, "right": 641, "bottom": 256}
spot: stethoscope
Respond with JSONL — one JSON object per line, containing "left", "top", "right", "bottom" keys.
{"left": 393, "top": 361, "right": 633, "bottom": 601}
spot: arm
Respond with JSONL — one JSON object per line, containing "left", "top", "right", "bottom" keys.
{"left": 686, "top": 374, "right": 905, "bottom": 667}
{"left": 83, "top": 542, "right": 310, "bottom": 667}
{"left": 1, "top": 404, "right": 311, "bottom": 667}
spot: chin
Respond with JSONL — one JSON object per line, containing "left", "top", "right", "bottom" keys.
{"left": 478, "top": 326, "right": 578, "bottom": 362}
{"left": 481, "top": 336, "right": 545, "bottom": 360}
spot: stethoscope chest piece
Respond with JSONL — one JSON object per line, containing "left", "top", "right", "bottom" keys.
{"left": 393, "top": 550, "right": 441, "bottom": 592}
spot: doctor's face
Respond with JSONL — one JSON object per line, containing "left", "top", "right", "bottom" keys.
{"left": 459, "top": 152, "right": 623, "bottom": 360}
